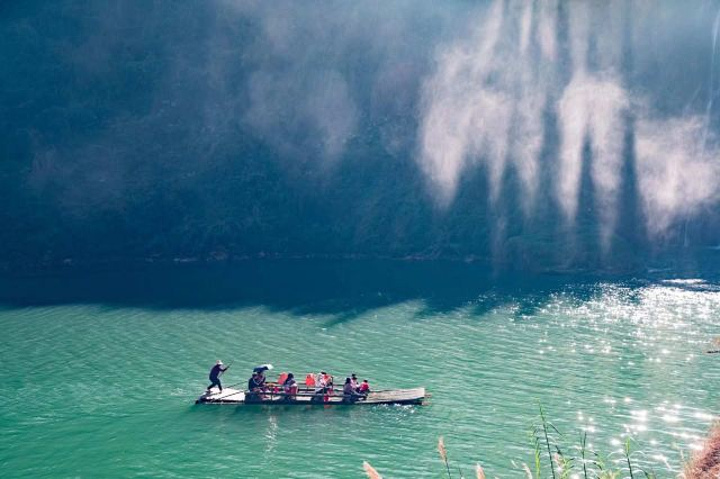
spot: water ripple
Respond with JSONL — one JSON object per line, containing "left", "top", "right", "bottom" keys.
{"left": 1, "top": 279, "right": 719, "bottom": 477}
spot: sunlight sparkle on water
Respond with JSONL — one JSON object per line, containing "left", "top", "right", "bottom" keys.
{"left": 3, "top": 275, "right": 720, "bottom": 477}
{"left": 631, "top": 410, "right": 648, "bottom": 421}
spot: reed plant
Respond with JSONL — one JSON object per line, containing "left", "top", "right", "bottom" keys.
{"left": 361, "top": 405, "right": 701, "bottom": 478}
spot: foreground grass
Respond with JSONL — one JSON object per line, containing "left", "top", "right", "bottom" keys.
{"left": 363, "top": 409, "right": 720, "bottom": 478}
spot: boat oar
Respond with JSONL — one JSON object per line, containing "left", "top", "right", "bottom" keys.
{"left": 707, "top": 350, "right": 720, "bottom": 354}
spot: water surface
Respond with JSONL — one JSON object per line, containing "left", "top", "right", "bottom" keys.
{"left": 1, "top": 262, "right": 719, "bottom": 477}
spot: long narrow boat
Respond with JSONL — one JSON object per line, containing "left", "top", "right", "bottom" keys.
{"left": 195, "top": 386, "right": 426, "bottom": 406}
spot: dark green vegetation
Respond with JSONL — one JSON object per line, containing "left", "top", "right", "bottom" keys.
{"left": 1, "top": 1, "right": 719, "bottom": 274}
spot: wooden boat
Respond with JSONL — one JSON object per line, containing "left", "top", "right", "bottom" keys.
{"left": 195, "top": 386, "right": 426, "bottom": 406}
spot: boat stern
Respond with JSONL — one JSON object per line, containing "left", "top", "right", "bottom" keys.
{"left": 196, "top": 388, "right": 245, "bottom": 404}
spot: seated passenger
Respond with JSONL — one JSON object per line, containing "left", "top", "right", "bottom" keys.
{"left": 358, "top": 379, "right": 370, "bottom": 397}
{"left": 311, "top": 371, "right": 329, "bottom": 403}
{"left": 256, "top": 370, "right": 267, "bottom": 388}
{"left": 325, "top": 373, "right": 334, "bottom": 393}
{"left": 283, "top": 373, "right": 298, "bottom": 401}
{"left": 246, "top": 372, "right": 258, "bottom": 401}
{"left": 350, "top": 373, "right": 359, "bottom": 392}
{"left": 342, "top": 377, "right": 362, "bottom": 403}
{"left": 247, "top": 371, "right": 267, "bottom": 401}
{"left": 324, "top": 372, "right": 336, "bottom": 402}
{"left": 315, "top": 371, "right": 328, "bottom": 393}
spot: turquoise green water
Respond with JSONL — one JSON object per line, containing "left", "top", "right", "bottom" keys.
{"left": 1, "top": 263, "right": 720, "bottom": 478}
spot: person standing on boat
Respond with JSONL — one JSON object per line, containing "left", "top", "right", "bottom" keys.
{"left": 207, "top": 360, "right": 229, "bottom": 393}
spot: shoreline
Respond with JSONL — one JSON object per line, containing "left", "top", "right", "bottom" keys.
{"left": 2, "top": 250, "right": 714, "bottom": 279}
{"left": 687, "top": 423, "right": 720, "bottom": 479}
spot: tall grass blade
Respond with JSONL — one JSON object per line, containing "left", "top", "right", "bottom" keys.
{"left": 625, "top": 437, "right": 635, "bottom": 479}
{"left": 438, "top": 436, "right": 452, "bottom": 479}
{"left": 540, "top": 405, "right": 558, "bottom": 479}
{"left": 580, "top": 432, "right": 589, "bottom": 479}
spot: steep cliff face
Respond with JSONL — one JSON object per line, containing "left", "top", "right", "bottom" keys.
{"left": 2, "top": 1, "right": 719, "bottom": 272}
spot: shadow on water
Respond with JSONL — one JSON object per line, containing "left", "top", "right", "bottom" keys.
{"left": 1, "top": 259, "right": 720, "bottom": 322}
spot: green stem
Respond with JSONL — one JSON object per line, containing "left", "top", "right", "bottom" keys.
{"left": 540, "top": 406, "right": 557, "bottom": 479}
{"left": 581, "top": 432, "right": 588, "bottom": 479}
{"left": 625, "top": 438, "right": 635, "bottom": 479}
{"left": 443, "top": 457, "right": 452, "bottom": 479}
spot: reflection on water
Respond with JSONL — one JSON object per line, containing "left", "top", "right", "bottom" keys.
{"left": 526, "top": 279, "right": 720, "bottom": 474}
{"left": 0, "top": 268, "right": 719, "bottom": 477}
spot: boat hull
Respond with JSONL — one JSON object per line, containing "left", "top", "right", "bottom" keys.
{"left": 196, "top": 387, "right": 425, "bottom": 406}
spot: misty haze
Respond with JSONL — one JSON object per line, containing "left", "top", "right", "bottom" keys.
{"left": 3, "top": 2, "right": 720, "bottom": 478}
{"left": 3, "top": 0, "right": 719, "bottom": 273}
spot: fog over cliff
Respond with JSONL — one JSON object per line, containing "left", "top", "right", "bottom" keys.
{"left": 2, "top": 0, "right": 720, "bottom": 272}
